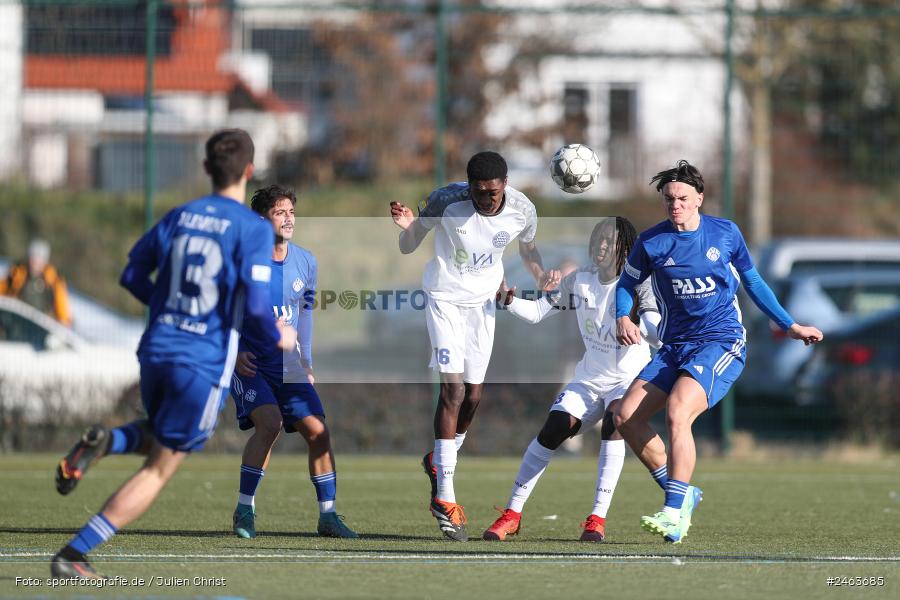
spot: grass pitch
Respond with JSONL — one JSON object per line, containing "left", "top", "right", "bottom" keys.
{"left": 1, "top": 453, "right": 898, "bottom": 598}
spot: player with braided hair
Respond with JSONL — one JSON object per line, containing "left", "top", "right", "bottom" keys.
{"left": 483, "top": 217, "right": 661, "bottom": 542}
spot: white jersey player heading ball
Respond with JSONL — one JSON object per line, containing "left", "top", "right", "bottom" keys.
{"left": 390, "top": 151, "right": 559, "bottom": 542}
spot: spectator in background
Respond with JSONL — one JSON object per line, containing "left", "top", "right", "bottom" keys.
{"left": 0, "top": 239, "right": 71, "bottom": 326}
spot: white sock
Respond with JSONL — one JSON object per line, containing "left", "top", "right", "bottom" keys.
{"left": 434, "top": 439, "right": 458, "bottom": 503}
{"left": 238, "top": 493, "right": 255, "bottom": 507}
{"left": 663, "top": 505, "right": 681, "bottom": 521}
{"left": 319, "top": 500, "right": 336, "bottom": 514}
{"left": 454, "top": 432, "right": 467, "bottom": 451}
{"left": 591, "top": 439, "right": 626, "bottom": 518}
{"left": 507, "top": 438, "right": 555, "bottom": 513}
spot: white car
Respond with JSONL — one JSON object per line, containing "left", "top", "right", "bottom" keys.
{"left": 0, "top": 296, "right": 140, "bottom": 424}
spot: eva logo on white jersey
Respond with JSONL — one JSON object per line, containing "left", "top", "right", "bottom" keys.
{"left": 452, "top": 249, "right": 496, "bottom": 270}
{"left": 671, "top": 277, "right": 717, "bottom": 297}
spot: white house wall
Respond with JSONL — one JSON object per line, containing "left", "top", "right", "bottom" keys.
{"left": 0, "top": 2, "right": 23, "bottom": 179}
{"left": 485, "top": 2, "right": 747, "bottom": 198}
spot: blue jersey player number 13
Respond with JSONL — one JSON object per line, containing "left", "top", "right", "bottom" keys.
{"left": 50, "top": 129, "right": 295, "bottom": 580}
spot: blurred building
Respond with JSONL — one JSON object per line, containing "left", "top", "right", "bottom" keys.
{"left": 19, "top": 2, "right": 306, "bottom": 191}
{"left": 0, "top": 2, "right": 23, "bottom": 180}
{"left": 8, "top": 0, "right": 751, "bottom": 196}
{"left": 485, "top": 0, "right": 748, "bottom": 199}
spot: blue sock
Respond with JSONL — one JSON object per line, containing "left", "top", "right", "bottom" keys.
{"left": 68, "top": 513, "right": 118, "bottom": 555}
{"left": 108, "top": 421, "right": 145, "bottom": 455}
{"left": 664, "top": 478, "right": 689, "bottom": 511}
{"left": 311, "top": 471, "right": 337, "bottom": 514}
{"left": 651, "top": 464, "right": 668, "bottom": 490}
{"left": 238, "top": 464, "right": 265, "bottom": 506}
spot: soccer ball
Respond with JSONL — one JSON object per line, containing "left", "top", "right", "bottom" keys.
{"left": 549, "top": 144, "right": 601, "bottom": 193}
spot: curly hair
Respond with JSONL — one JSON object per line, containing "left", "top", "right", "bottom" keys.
{"left": 250, "top": 184, "right": 297, "bottom": 216}
{"left": 466, "top": 151, "right": 508, "bottom": 182}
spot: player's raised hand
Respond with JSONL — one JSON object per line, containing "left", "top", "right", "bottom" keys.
{"left": 496, "top": 280, "right": 517, "bottom": 306}
{"left": 276, "top": 319, "right": 298, "bottom": 351}
{"left": 390, "top": 201, "right": 415, "bottom": 230}
{"left": 787, "top": 323, "right": 824, "bottom": 346}
{"left": 235, "top": 351, "right": 257, "bottom": 377}
{"left": 616, "top": 315, "right": 642, "bottom": 346}
{"left": 538, "top": 268, "right": 562, "bottom": 291}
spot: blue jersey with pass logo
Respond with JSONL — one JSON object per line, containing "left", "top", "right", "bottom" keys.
{"left": 623, "top": 215, "right": 753, "bottom": 344}
{"left": 240, "top": 243, "right": 317, "bottom": 382}
{"left": 128, "top": 194, "right": 274, "bottom": 386}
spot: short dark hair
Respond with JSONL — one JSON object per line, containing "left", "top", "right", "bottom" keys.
{"left": 250, "top": 184, "right": 297, "bottom": 215}
{"left": 649, "top": 159, "right": 704, "bottom": 193}
{"left": 589, "top": 216, "right": 637, "bottom": 276}
{"left": 466, "top": 151, "right": 507, "bottom": 182}
{"left": 205, "top": 129, "right": 254, "bottom": 190}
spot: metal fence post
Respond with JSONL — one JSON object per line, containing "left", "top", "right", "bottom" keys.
{"left": 434, "top": 0, "right": 448, "bottom": 187}
{"left": 720, "top": 0, "right": 736, "bottom": 454}
{"left": 144, "top": 0, "right": 158, "bottom": 232}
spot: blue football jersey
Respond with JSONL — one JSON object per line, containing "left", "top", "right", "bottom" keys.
{"left": 622, "top": 215, "right": 754, "bottom": 344}
{"left": 126, "top": 194, "right": 275, "bottom": 386}
{"left": 240, "top": 243, "right": 317, "bottom": 382}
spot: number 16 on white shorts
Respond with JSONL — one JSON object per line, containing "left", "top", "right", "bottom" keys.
{"left": 425, "top": 296, "right": 496, "bottom": 385}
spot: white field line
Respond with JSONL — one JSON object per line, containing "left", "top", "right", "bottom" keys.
{"left": 1, "top": 551, "right": 899, "bottom": 563}
{"left": 1, "top": 471, "right": 898, "bottom": 483}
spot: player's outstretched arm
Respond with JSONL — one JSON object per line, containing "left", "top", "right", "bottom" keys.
{"left": 739, "top": 267, "right": 823, "bottom": 345}
{"left": 517, "top": 240, "right": 560, "bottom": 291}
{"left": 390, "top": 201, "right": 429, "bottom": 254}
{"left": 496, "top": 280, "right": 560, "bottom": 324}
{"left": 737, "top": 267, "right": 799, "bottom": 330}
{"left": 786, "top": 323, "right": 824, "bottom": 346}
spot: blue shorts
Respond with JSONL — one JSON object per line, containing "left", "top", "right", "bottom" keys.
{"left": 140, "top": 362, "right": 226, "bottom": 452}
{"left": 231, "top": 370, "right": 324, "bottom": 433}
{"left": 637, "top": 339, "right": 746, "bottom": 408}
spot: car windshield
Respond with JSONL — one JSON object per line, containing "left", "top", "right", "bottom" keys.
{"left": 822, "top": 283, "right": 900, "bottom": 317}
{"left": 788, "top": 259, "right": 900, "bottom": 277}
{"left": 0, "top": 307, "right": 51, "bottom": 351}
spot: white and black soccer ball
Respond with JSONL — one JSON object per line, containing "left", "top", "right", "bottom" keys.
{"left": 549, "top": 144, "right": 601, "bottom": 194}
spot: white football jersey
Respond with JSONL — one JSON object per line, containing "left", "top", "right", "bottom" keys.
{"left": 508, "top": 268, "right": 656, "bottom": 383}
{"left": 419, "top": 182, "right": 537, "bottom": 305}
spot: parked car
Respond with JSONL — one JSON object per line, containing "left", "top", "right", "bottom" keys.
{"left": 0, "top": 256, "right": 144, "bottom": 350}
{"left": 794, "top": 305, "right": 900, "bottom": 406}
{"left": 737, "top": 238, "right": 900, "bottom": 401}
{"left": 68, "top": 288, "right": 144, "bottom": 350}
{"left": 739, "top": 269, "right": 900, "bottom": 399}
{"left": 753, "top": 237, "right": 900, "bottom": 282}
{"left": 0, "top": 296, "right": 140, "bottom": 424}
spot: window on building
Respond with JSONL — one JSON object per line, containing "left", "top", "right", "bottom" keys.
{"left": 607, "top": 86, "right": 638, "bottom": 180}
{"left": 26, "top": 2, "right": 176, "bottom": 57}
{"left": 562, "top": 85, "right": 589, "bottom": 144}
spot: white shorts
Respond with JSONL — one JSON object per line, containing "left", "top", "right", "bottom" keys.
{"left": 549, "top": 379, "right": 630, "bottom": 430}
{"left": 425, "top": 296, "right": 496, "bottom": 384}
